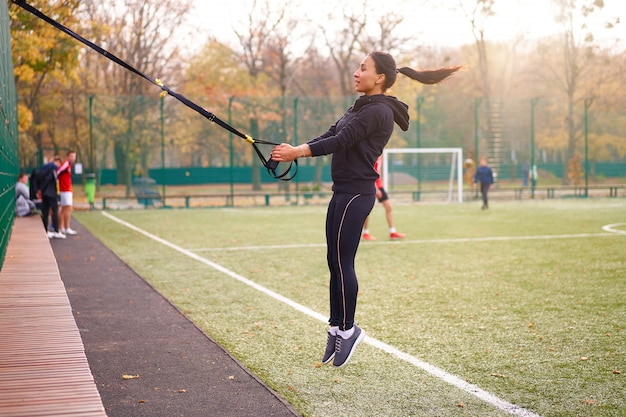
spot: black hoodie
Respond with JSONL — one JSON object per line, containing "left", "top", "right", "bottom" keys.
{"left": 307, "top": 94, "right": 409, "bottom": 194}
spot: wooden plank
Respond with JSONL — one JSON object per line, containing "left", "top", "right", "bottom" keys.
{"left": 0, "top": 217, "right": 107, "bottom": 417}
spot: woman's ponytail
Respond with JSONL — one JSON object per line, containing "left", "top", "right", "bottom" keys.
{"left": 397, "top": 66, "right": 462, "bottom": 85}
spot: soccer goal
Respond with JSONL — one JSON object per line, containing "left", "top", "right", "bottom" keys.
{"left": 382, "top": 148, "right": 464, "bottom": 203}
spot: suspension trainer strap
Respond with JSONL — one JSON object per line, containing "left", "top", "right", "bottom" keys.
{"left": 11, "top": 0, "right": 297, "bottom": 181}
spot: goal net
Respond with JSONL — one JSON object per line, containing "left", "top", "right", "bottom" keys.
{"left": 382, "top": 148, "right": 464, "bottom": 203}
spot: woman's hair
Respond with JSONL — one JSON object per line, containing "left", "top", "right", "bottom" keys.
{"left": 369, "top": 51, "right": 461, "bottom": 91}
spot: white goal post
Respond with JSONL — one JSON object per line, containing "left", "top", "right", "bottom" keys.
{"left": 382, "top": 148, "right": 464, "bottom": 203}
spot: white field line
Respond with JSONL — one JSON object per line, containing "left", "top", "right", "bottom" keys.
{"left": 602, "top": 222, "right": 626, "bottom": 234}
{"left": 101, "top": 211, "right": 544, "bottom": 417}
{"left": 190, "top": 232, "right": 617, "bottom": 252}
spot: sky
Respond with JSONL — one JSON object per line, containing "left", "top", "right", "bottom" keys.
{"left": 186, "top": 0, "right": 624, "bottom": 51}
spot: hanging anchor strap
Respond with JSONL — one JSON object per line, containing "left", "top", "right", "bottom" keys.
{"left": 11, "top": 0, "right": 297, "bottom": 181}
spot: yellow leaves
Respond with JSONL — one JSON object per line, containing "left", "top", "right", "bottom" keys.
{"left": 17, "top": 102, "right": 33, "bottom": 133}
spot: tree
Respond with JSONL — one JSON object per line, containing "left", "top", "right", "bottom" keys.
{"left": 183, "top": 39, "right": 255, "bottom": 168}
{"left": 82, "top": 0, "right": 191, "bottom": 193}
{"left": 10, "top": 0, "right": 82, "bottom": 167}
{"left": 457, "top": 0, "right": 509, "bottom": 177}
{"left": 320, "top": 3, "right": 368, "bottom": 97}
{"left": 234, "top": 0, "right": 287, "bottom": 190}
{"left": 536, "top": 0, "right": 618, "bottom": 184}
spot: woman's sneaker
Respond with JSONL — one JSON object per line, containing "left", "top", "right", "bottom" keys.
{"left": 333, "top": 325, "right": 365, "bottom": 368}
{"left": 322, "top": 331, "right": 337, "bottom": 364}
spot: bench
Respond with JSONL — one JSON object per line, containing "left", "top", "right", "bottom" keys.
{"left": 132, "top": 177, "right": 162, "bottom": 207}
{"left": 0, "top": 216, "right": 106, "bottom": 417}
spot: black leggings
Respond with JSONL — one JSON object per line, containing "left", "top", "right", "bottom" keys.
{"left": 326, "top": 192, "right": 375, "bottom": 331}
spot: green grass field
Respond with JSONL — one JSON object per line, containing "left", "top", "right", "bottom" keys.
{"left": 74, "top": 198, "right": 626, "bottom": 417}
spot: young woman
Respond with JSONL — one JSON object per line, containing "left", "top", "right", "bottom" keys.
{"left": 271, "top": 52, "right": 459, "bottom": 368}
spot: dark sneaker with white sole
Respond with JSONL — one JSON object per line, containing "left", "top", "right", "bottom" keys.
{"left": 333, "top": 325, "right": 365, "bottom": 368}
{"left": 321, "top": 331, "right": 336, "bottom": 364}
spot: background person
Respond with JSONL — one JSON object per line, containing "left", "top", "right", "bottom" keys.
{"left": 271, "top": 51, "right": 459, "bottom": 368}
{"left": 362, "top": 155, "right": 406, "bottom": 240}
{"left": 57, "top": 150, "right": 77, "bottom": 235}
{"left": 473, "top": 156, "right": 494, "bottom": 209}
{"left": 34, "top": 156, "right": 65, "bottom": 239}
{"left": 15, "top": 172, "right": 39, "bottom": 217}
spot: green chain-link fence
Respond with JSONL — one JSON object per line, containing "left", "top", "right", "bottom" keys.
{"left": 0, "top": 0, "right": 19, "bottom": 269}
{"left": 20, "top": 92, "right": 626, "bottom": 184}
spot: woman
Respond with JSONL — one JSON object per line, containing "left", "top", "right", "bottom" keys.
{"left": 271, "top": 52, "right": 459, "bottom": 368}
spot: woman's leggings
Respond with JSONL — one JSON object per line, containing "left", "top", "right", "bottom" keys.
{"left": 326, "top": 192, "right": 375, "bottom": 331}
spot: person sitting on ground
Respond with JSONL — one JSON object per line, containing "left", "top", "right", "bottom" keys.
{"left": 15, "top": 173, "right": 40, "bottom": 217}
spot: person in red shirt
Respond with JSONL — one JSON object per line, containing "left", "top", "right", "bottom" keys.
{"left": 361, "top": 155, "right": 406, "bottom": 240}
{"left": 57, "top": 150, "right": 78, "bottom": 235}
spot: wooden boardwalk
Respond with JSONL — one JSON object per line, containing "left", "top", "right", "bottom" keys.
{"left": 0, "top": 216, "right": 106, "bottom": 417}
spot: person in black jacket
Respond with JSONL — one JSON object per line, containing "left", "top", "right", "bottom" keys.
{"left": 272, "top": 52, "right": 459, "bottom": 367}
{"left": 33, "top": 156, "right": 65, "bottom": 239}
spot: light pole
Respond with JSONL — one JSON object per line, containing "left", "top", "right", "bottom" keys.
{"left": 530, "top": 97, "right": 540, "bottom": 199}
{"left": 416, "top": 96, "right": 424, "bottom": 198}
{"left": 160, "top": 96, "right": 166, "bottom": 206}
{"left": 89, "top": 95, "right": 94, "bottom": 174}
{"left": 474, "top": 98, "right": 482, "bottom": 199}
{"left": 293, "top": 97, "right": 299, "bottom": 196}
{"left": 228, "top": 97, "right": 234, "bottom": 206}
{"left": 584, "top": 97, "right": 593, "bottom": 198}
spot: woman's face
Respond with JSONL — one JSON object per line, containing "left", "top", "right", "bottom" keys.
{"left": 353, "top": 55, "right": 384, "bottom": 95}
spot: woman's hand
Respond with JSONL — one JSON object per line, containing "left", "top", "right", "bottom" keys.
{"left": 271, "top": 143, "right": 309, "bottom": 162}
